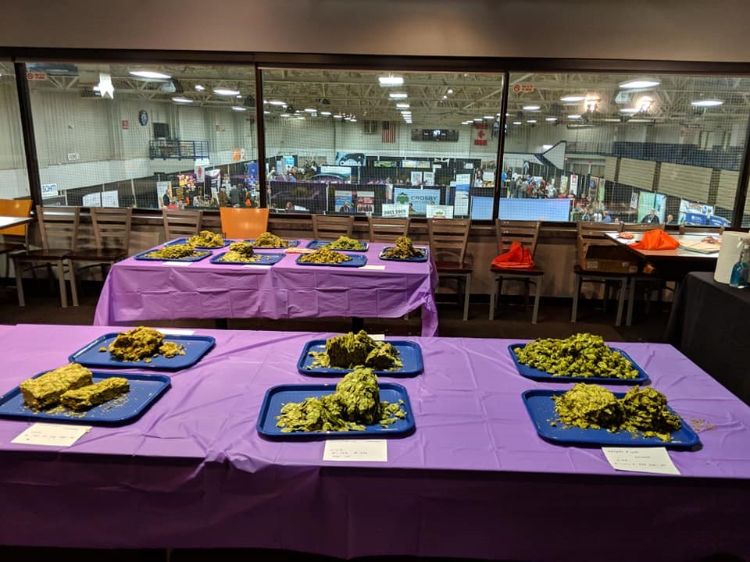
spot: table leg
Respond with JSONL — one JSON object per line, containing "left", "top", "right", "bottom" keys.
{"left": 571, "top": 275, "right": 581, "bottom": 322}
{"left": 462, "top": 273, "right": 471, "bottom": 321}
{"left": 615, "top": 278, "right": 626, "bottom": 327}
{"left": 56, "top": 260, "right": 68, "bottom": 308}
{"left": 14, "top": 257, "right": 25, "bottom": 307}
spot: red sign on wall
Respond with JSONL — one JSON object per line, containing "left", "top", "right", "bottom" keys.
{"left": 121, "top": 120, "right": 129, "bottom": 130}
{"left": 26, "top": 71, "right": 47, "bottom": 81}
{"left": 512, "top": 83, "right": 535, "bottom": 94}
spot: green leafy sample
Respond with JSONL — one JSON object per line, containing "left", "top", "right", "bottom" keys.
{"left": 252, "top": 232, "right": 289, "bottom": 248}
{"left": 324, "top": 236, "right": 366, "bottom": 250}
{"left": 381, "top": 236, "right": 425, "bottom": 260}
{"left": 275, "top": 367, "right": 406, "bottom": 433}
{"left": 308, "top": 331, "right": 403, "bottom": 370}
{"left": 187, "top": 230, "right": 225, "bottom": 248}
{"left": 298, "top": 247, "right": 352, "bottom": 264}
{"left": 515, "top": 333, "right": 638, "bottom": 379}
{"left": 220, "top": 241, "right": 261, "bottom": 263}
{"left": 145, "top": 243, "right": 205, "bottom": 260}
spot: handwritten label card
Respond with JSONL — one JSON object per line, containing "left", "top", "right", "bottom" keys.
{"left": 602, "top": 447, "right": 680, "bottom": 475}
{"left": 163, "top": 261, "right": 193, "bottom": 267}
{"left": 360, "top": 265, "right": 386, "bottom": 271}
{"left": 12, "top": 423, "right": 92, "bottom": 447}
{"left": 158, "top": 328, "right": 195, "bottom": 336}
{"left": 369, "top": 334, "right": 386, "bottom": 341}
{"left": 244, "top": 264, "right": 272, "bottom": 269}
{"left": 323, "top": 439, "right": 388, "bottom": 462}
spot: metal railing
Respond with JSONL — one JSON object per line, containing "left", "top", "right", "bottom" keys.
{"left": 149, "top": 140, "right": 209, "bottom": 160}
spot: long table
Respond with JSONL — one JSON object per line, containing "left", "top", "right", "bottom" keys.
{"left": 94, "top": 240, "right": 439, "bottom": 336}
{"left": 0, "top": 324, "right": 748, "bottom": 561}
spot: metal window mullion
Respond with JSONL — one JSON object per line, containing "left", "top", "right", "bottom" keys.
{"left": 14, "top": 62, "right": 42, "bottom": 206}
{"left": 492, "top": 71, "right": 510, "bottom": 221}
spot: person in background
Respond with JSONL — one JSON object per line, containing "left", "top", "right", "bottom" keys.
{"left": 229, "top": 185, "right": 240, "bottom": 207}
{"left": 162, "top": 190, "right": 170, "bottom": 207}
{"left": 666, "top": 213, "right": 675, "bottom": 225}
{"left": 218, "top": 187, "right": 229, "bottom": 207}
{"left": 602, "top": 210, "right": 613, "bottom": 224}
{"left": 641, "top": 209, "right": 660, "bottom": 225}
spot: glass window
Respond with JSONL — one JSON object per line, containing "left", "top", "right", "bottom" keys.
{"left": 27, "top": 62, "right": 257, "bottom": 208}
{"left": 500, "top": 72, "right": 750, "bottom": 225}
{"left": 261, "top": 68, "right": 504, "bottom": 218}
{"left": 0, "top": 62, "right": 30, "bottom": 199}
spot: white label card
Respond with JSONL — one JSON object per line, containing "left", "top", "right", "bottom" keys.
{"left": 602, "top": 447, "right": 680, "bottom": 475}
{"left": 158, "top": 328, "right": 195, "bottom": 336}
{"left": 369, "top": 334, "right": 386, "bottom": 341}
{"left": 323, "top": 439, "right": 388, "bottom": 462}
{"left": 163, "top": 261, "right": 193, "bottom": 267}
{"left": 360, "top": 265, "right": 386, "bottom": 271}
{"left": 12, "top": 423, "right": 92, "bottom": 447}
{"left": 244, "top": 264, "right": 272, "bottom": 269}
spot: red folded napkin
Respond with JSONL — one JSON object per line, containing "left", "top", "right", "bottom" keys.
{"left": 630, "top": 229, "right": 679, "bottom": 250}
{"left": 491, "top": 241, "right": 534, "bottom": 269}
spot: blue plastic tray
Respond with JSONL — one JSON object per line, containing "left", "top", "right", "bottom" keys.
{"left": 133, "top": 248, "right": 211, "bottom": 262}
{"left": 297, "top": 340, "right": 424, "bottom": 377}
{"left": 0, "top": 371, "right": 171, "bottom": 426}
{"left": 378, "top": 248, "right": 429, "bottom": 262}
{"left": 296, "top": 254, "right": 368, "bottom": 268}
{"left": 245, "top": 239, "right": 300, "bottom": 249}
{"left": 210, "top": 252, "right": 285, "bottom": 266}
{"left": 306, "top": 239, "right": 369, "bottom": 252}
{"left": 257, "top": 382, "right": 415, "bottom": 440}
{"left": 69, "top": 333, "right": 216, "bottom": 371}
{"left": 522, "top": 389, "right": 701, "bottom": 450}
{"left": 166, "top": 237, "right": 229, "bottom": 249}
{"left": 508, "top": 344, "right": 650, "bottom": 385}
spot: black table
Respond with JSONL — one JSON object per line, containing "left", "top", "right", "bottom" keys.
{"left": 667, "top": 271, "right": 750, "bottom": 404}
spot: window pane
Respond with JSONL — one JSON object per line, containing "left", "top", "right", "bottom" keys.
{"left": 0, "top": 62, "right": 30, "bottom": 198}
{"left": 27, "top": 62, "right": 257, "bottom": 208}
{"left": 261, "top": 69, "right": 504, "bottom": 218}
{"left": 500, "top": 72, "right": 750, "bottom": 225}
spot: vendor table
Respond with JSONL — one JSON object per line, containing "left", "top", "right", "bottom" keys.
{"left": 94, "top": 240, "right": 438, "bottom": 336}
{"left": 666, "top": 271, "right": 750, "bottom": 405}
{"left": 0, "top": 324, "right": 748, "bottom": 561}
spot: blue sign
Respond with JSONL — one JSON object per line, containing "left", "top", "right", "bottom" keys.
{"left": 394, "top": 188, "right": 441, "bottom": 214}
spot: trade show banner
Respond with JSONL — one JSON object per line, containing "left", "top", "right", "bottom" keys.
{"left": 82, "top": 192, "right": 102, "bottom": 207}
{"left": 426, "top": 204, "right": 454, "bottom": 219}
{"left": 355, "top": 191, "right": 375, "bottom": 214}
{"left": 630, "top": 192, "right": 639, "bottom": 209}
{"left": 394, "top": 188, "right": 440, "bottom": 215}
{"left": 454, "top": 173, "right": 471, "bottom": 216}
{"left": 156, "top": 181, "right": 171, "bottom": 204}
{"left": 381, "top": 204, "right": 409, "bottom": 218}
{"left": 206, "top": 169, "right": 221, "bottom": 199}
{"left": 194, "top": 158, "right": 209, "bottom": 183}
{"left": 101, "top": 190, "right": 119, "bottom": 207}
{"left": 410, "top": 171, "right": 423, "bottom": 186}
{"left": 637, "top": 192, "right": 666, "bottom": 223}
{"left": 560, "top": 175, "right": 569, "bottom": 194}
{"left": 422, "top": 171, "right": 435, "bottom": 186}
{"left": 569, "top": 174, "right": 579, "bottom": 196}
{"left": 334, "top": 190, "right": 353, "bottom": 213}
{"left": 678, "top": 199, "right": 718, "bottom": 225}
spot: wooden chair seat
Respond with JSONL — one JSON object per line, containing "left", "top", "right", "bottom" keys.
{"left": 491, "top": 265, "right": 544, "bottom": 275}
{"left": 67, "top": 248, "right": 127, "bottom": 261}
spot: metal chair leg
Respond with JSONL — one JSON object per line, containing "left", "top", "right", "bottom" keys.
{"left": 626, "top": 277, "right": 636, "bottom": 327}
{"left": 532, "top": 277, "right": 542, "bottom": 324}
{"left": 462, "top": 273, "right": 471, "bottom": 321}
{"left": 571, "top": 275, "right": 582, "bottom": 322}
{"left": 14, "top": 258, "right": 25, "bottom": 307}
{"left": 615, "top": 278, "right": 626, "bottom": 327}
{"left": 489, "top": 274, "right": 497, "bottom": 320}
{"left": 68, "top": 260, "right": 79, "bottom": 307}
{"left": 56, "top": 260, "right": 68, "bottom": 308}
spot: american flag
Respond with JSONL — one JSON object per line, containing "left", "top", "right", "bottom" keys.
{"left": 382, "top": 121, "right": 396, "bottom": 143}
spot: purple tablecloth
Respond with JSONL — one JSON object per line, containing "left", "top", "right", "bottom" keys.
{"left": 94, "top": 240, "right": 439, "bottom": 336}
{"left": 0, "top": 324, "right": 749, "bottom": 561}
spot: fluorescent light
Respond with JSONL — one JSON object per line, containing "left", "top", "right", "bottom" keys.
{"left": 236, "top": 94, "right": 242, "bottom": 99}
{"left": 637, "top": 96, "right": 654, "bottom": 112}
{"left": 214, "top": 87, "right": 241, "bottom": 96}
{"left": 542, "top": 144, "right": 553, "bottom": 150}
{"left": 619, "top": 108, "right": 639, "bottom": 114}
{"left": 396, "top": 103, "right": 410, "bottom": 109}
{"left": 129, "top": 70, "right": 171, "bottom": 79}
{"left": 379, "top": 75, "right": 404, "bottom": 86}
{"left": 442, "top": 95, "right": 448, "bottom": 100}
{"left": 389, "top": 92, "right": 408, "bottom": 99}
{"left": 171, "top": 96, "right": 193, "bottom": 104}
{"left": 602, "top": 118, "right": 621, "bottom": 122}
{"left": 231, "top": 106, "right": 247, "bottom": 112}
{"left": 304, "top": 108, "right": 317, "bottom": 113}
{"left": 263, "top": 111, "right": 270, "bottom": 115}
{"left": 473, "top": 118, "right": 482, "bottom": 122}
{"left": 280, "top": 113, "right": 291, "bottom": 117}
{"left": 483, "top": 115, "right": 494, "bottom": 119}
{"left": 447, "top": 88, "right": 454, "bottom": 94}
{"left": 320, "top": 111, "right": 332, "bottom": 116}
{"left": 194, "top": 84, "right": 205, "bottom": 91}
{"left": 523, "top": 105, "right": 540, "bottom": 111}
{"left": 568, "top": 114, "right": 582, "bottom": 119}
{"left": 560, "top": 95, "right": 585, "bottom": 102}
{"left": 619, "top": 79, "right": 660, "bottom": 89}
{"left": 268, "top": 100, "right": 287, "bottom": 106}
{"left": 334, "top": 114, "right": 343, "bottom": 119}
{"left": 545, "top": 117, "right": 558, "bottom": 122}
{"left": 527, "top": 119, "right": 537, "bottom": 123}
{"left": 691, "top": 99, "right": 724, "bottom": 107}
{"left": 350, "top": 118, "right": 357, "bottom": 122}
{"left": 512, "top": 121, "right": 522, "bottom": 125}
{"left": 401, "top": 112, "right": 412, "bottom": 116}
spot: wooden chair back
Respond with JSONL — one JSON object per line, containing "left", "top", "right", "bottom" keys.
{"left": 0, "top": 198, "right": 33, "bottom": 238}
{"left": 577, "top": 221, "right": 622, "bottom": 256}
{"left": 495, "top": 220, "right": 540, "bottom": 256}
{"left": 163, "top": 209, "right": 203, "bottom": 240}
{"left": 312, "top": 215, "right": 354, "bottom": 239}
{"left": 91, "top": 208, "right": 132, "bottom": 252}
{"left": 368, "top": 217, "right": 410, "bottom": 242}
{"left": 623, "top": 223, "right": 665, "bottom": 232}
{"left": 220, "top": 208, "right": 269, "bottom": 239}
{"left": 428, "top": 218, "right": 470, "bottom": 265}
{"left": 37, "top": 205, "right": 80, "bottom": 251}
{"left": 679, "top": 224, "right": 725, "bottom": 235}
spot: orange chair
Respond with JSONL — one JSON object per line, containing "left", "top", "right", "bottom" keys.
{"left": 220, "top": 208, "right": 270, "bottom": 239}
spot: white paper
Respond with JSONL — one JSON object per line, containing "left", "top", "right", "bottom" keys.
{"left": 369, "top": 334, "right": 385, "bottom": 341}
{"left": 12, "top": 423, "right": 92, "bottom": 447}
{"left": 323, "top": 439, "right": 388, "bottom": 462}
{"left": 602, "top": 447, "right": 680, "bottom": 475}
{"left": 360, "top": 265, "right": 386, "bottom": 271}
{"left": 163, "top": 261, "right": 193, "bottom": 267}
{"left": 158, "top": 328, "right": 195, "bottom": 336}
{"left": 244, "top": 264, "right": 272, "bottom": 269}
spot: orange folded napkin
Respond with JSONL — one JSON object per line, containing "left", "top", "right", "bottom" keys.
{"left": 491, "top": 241, "right": 534, "bottom": 269}
{"left": 630, "top": 229, "right": 679, "bottom": 250}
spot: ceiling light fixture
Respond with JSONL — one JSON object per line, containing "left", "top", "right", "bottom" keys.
{"left": 389, "top": 92, "right": 408, "bottom": 99}
{"left": 378, "top": 75, "right": 404, "bottom": 86}
{"left": 320, "top": 111, "right": 332, "bottom": 116}
{"left": 268, "top": 100, "right": 287, "bottom": 106}
{"left": 619, "top": 79, "right": 661, "bottom": 89}
{"left": 691, "top": 99, "right": 724, "bottom": 107}
{"left": 568, "top": 114, "right": 582, "bottom": 119}
{"left": 483, "top": 115, "right": 494, "bottom": 119}
{"left": 545, "top": 117, "right": 558, "bottom": 122}
{"left": 447, "top": 89, "right": 454, "bottom": 94}
{"left": 280, "top": 113, "right": 291, "bottom": 117}
{"left": 523, "top": 105, "right": 540, "bottom": 111}
{"left": 214, "top": 87, "right": 241, "bottom": 96}
{"left": 396, "top": 103, "right": 410, "bottom": 109}
{"left": 527, "top": 119, "right": 537, "bottom": 123}
{"left": 172, "top": 96, "right": 193, "bottom": 104}
{"left": 512, "top": 121, "right": 522, "bottom": 125}
{"left": 304, "top": 108, "right": 317, "bottom": 113}
{"left": 560, "top": 95, "right": 586, "bottom": 102}
{"left": 542, "top": 144, "right": 553, "bottom": 150}
{"left": 619, "top": 108, "right": 639, "bottom": 114}
{"left": 129, "top": 70, "right": 171, "bottom": 79}
{"left": 194, "top": 84, "right": 205, "bottom": 91}
{"left": 231, "top": 106, "right": 247, "bottom": 112}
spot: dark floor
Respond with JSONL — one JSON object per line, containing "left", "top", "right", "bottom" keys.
{"left": 0, "top": 282, "right": 675, "bottom": 562}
